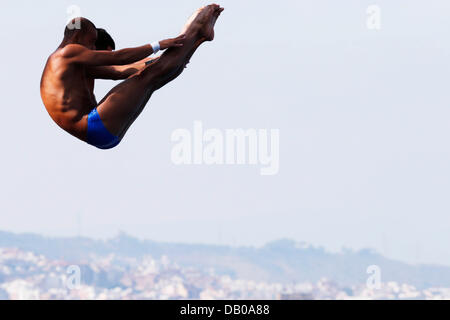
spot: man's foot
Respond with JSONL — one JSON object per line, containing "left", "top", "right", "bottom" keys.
{"left": 181, "top": 4, "right": 224, "bottom": 41}
{"left": 201, "top": 4, "right": 224, "bottom": 41}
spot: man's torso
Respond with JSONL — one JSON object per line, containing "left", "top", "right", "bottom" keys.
{"left": 40, "top": 49, "right": 97, "bottom": 141}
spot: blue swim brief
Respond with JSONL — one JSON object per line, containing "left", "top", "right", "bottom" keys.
{"left": 87, "top": 108, "right": 121, "bottom": 150}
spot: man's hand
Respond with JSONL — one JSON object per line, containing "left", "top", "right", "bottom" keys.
{"left": 159, "top": 34, "right": 186, "bottom": 50}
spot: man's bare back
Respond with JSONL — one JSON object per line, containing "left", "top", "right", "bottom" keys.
{"left": 40, "top": 5, "right": 223, "bottom": 149}
{"left": 41, "top": 46, "right": 97, "bottom": 141}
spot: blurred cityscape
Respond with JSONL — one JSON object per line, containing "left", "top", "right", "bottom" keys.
{"left": 1, "top": 247, "right": 450, "bottom": 300}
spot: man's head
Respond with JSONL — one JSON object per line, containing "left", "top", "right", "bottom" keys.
{"left": 63, "top": 17, "right": 97, "bottom": 50}
{"left": 95, "top": 28, "right": 116, "bottom": 51}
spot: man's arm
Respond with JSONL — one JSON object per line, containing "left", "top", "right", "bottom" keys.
{"left": 62, "top": 35, "right": 185, "bottom": 67}
{"left": 63, "top": 44, "right": 155, "bottom": 67}
{"left": 86, "top": 57, "right": 160, "bottom": 80}
{"left": 85, "top": 66, "right": 137, "bottom": 80}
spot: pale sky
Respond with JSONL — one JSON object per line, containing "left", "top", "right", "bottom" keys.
{"left": 1, "top": 0, "right": 450, "bottom": 265}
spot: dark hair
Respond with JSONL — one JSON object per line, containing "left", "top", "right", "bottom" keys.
{"left": 96, "top": 28, "right": 116, "bottom": 50}
{"left": 64, "top": 17, "right": 96, "bottom": 39}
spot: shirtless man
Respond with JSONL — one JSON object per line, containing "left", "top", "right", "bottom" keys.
{"left": 41, "top": 4, "right": 224, "bottom": 149}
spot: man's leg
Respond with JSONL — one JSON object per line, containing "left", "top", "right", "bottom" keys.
{"left": 96, "top": 4, "right": 223, "bottom": 139}
{"left": 119, "top": 37, "right": 206, "bottom": 136}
